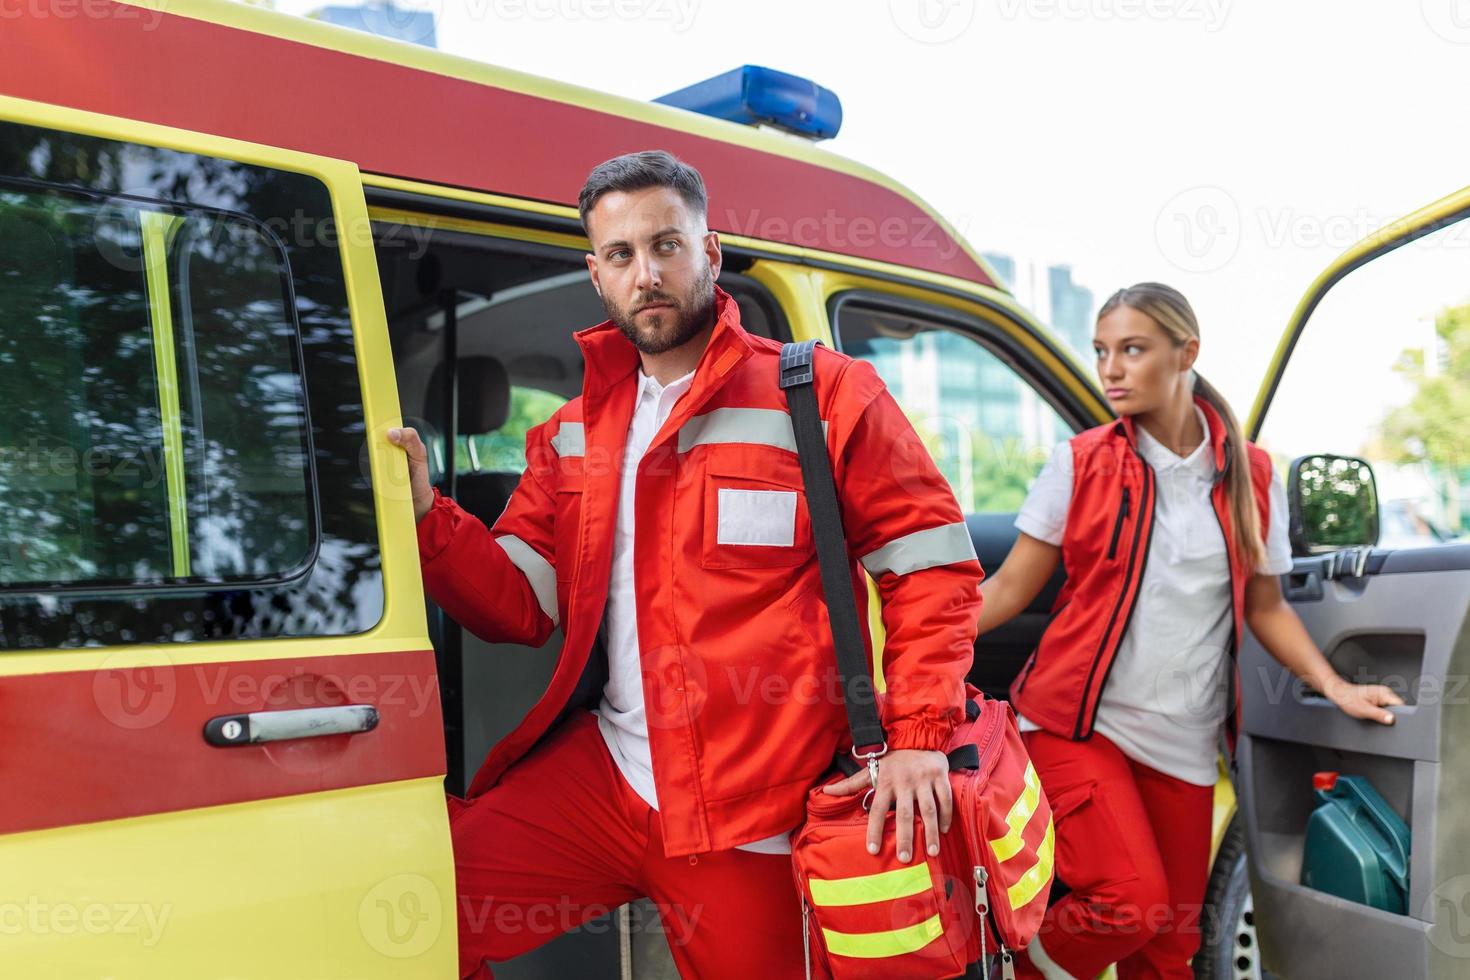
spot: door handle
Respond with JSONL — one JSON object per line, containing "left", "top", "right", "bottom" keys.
{"left": 203, "top": 705, "right": 379, "bottom": 747}
{"left": 1283, "top": 566, "right": 1325, "bottom": 602}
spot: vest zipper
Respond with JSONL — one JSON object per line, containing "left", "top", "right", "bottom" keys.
{"left": 1105, "top": 488, "right": 1131, "bottom": 560}
{"left": 1074, "top": 457, "right": 1155, "bottom": 739}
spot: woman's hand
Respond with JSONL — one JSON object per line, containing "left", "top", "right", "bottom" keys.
{"left": 1322, "top": 677, "right": 1403, "bottom": 725}
{"left": 824, "top": 749, "right": 952, "bottom": 863}
{"left": 1246, "top": 573, "right": 1402, "bottom": 727}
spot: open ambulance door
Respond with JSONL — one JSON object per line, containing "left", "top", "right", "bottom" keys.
{"left": 1232, "top": 186, "right": 1470, "bottom": 979}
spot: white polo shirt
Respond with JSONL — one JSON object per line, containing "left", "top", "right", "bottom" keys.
{"left": 596, "top": 366, "right": 793, "bottom": 854}
{"left": 1013, "top": 406, "right": 1294, "bottom": 785}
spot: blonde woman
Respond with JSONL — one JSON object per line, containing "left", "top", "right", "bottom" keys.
{"left": 979, "top": 282, "right": 1401, "bottom": 979}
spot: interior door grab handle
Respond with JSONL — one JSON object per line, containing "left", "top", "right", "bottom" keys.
{"left": 203, "top": 705, "right": 380, "bottom": 747}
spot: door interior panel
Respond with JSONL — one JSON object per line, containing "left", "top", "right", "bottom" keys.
{"left": 1238, "top": 552, "right": 1470, "bottom": 979}
{"left": 965, "top": 514, "right": 1066, "bottom": 700}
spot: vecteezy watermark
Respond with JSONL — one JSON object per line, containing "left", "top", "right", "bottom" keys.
{"left": 0, "top": 437, "right": 166, "bottom": 490}
{"left": 0, "top": 898, "right": 173, "bottom": 947}
{"left": 359, "top": 874, "right": 443, "bottom": 959}
{"left": 0, "top": 0, "right": 166, "bottom": 31}
{"left": 1252, "top": 664, "right": 1470, "bottom": 709}
{"left": 889, "top": 0, "right": 977, "bottom": 43}
{"left": 1421, "top": 0, "right": 1470, "bottom": 44}
{"left": 93, "top": 658, "right": 441, "bottom": 732}
{"left": 459, "top": 894, "right": 704, "bottom": 947}
{"left": 1154, "top": 185, "right": 1242, "bottom": 273}
{"left": 721, "top": 208, "right": 973, "bottom": 263}
{"left": 1156, "top": 185, "right": 1470, "bottom": 273}
{"left": 994, "top": 0, "right": 1230, "bottom": 31}
{"left": 460, "top": 0, "right": 700, "bottom": 31}
{"left": 91, "top": 197, "right": 434, "bottom": 276}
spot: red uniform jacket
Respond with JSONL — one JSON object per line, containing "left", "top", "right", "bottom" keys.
{"left": 1010, "top": 396, "right": 1272, "bottom": 752}
{"left": 417, "top": 287, "right": 984, "bottom": 855}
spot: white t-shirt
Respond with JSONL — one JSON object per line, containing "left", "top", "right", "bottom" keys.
{"left": 596, "top": 366, "right": 793, "bottom": 854}
{"left": 1013, "top": 405, "right": 1294, "bottom": 786}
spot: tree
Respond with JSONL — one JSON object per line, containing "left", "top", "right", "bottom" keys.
{"left": 1377, "top": 301, "right": 1470, "bottom": 471}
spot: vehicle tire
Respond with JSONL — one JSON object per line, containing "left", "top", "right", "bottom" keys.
{"left": 1194, "top": 816, "right": 1267, "bottom": 980}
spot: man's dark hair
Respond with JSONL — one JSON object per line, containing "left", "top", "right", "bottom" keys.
{"left": 577, "top": 150, "right": 708, "bottom": 235}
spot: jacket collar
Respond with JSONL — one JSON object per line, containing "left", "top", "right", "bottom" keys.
{"left": 574, "top": 284, "right": 754, "bottom": 399}
{"left": 1113, "top": 393, "right": 1232, "bottom": 480}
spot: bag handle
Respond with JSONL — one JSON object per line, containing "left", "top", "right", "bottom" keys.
{"left": 779, "top": 340, "right": 887, "bottom": 755}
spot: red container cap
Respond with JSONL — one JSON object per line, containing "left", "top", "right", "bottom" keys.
{"left": 1313, "top": 771, "right": 1340, "bottom": 792}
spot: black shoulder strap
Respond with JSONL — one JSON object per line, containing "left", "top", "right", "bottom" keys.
{"left": 779, "top": 340, "right": 886, "bottom": 751}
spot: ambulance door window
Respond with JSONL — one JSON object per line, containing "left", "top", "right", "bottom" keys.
{"left": 0, "top": 182, "right": 314, "bottom": 589}
{"left": 832, "top": 295, "right": 1071, "bottom": 514}
{"left": 0, "top": 121, "right": 380, "bottom": 646}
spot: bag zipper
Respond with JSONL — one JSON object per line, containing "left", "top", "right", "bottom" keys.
{"left": 1106, "top": 487, "right": 1130, "bottom": 560}
{"left": 802, "top": 897, "right": 812, "bottom": 980}
{"left": 962, "top": 700, "right": 1016, "bottom": 963}
{"left": 972, "top": 864, "right": 1013, "bottom": 977}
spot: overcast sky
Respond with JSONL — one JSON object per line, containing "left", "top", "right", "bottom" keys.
{"left": 271, "top": 0, "right": 1470, "bottom": 456}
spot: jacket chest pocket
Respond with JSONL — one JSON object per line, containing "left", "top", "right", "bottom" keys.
{"left": 701, "top": 454, "right": 813, "bottom": 570}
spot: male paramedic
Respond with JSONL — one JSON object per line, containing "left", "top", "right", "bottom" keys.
{"left": 386, "top": 150, "right": 984, "bottom": 978}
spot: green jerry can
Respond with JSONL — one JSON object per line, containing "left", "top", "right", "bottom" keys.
{"left": 1300, "top": 771, "right": 1411, "bottom": 914}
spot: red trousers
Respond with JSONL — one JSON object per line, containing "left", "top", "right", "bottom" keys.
{"left": 448, "top": 710, "right": 806, "bottom": 979}
{"left": 1015, "top": 729, "right": 1214, "bottom": 980}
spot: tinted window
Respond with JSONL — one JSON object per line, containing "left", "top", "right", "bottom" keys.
{"left": 835, "top": 296, "right": 1071, "bottom": 514}
{"left": 0, "top": 123, "right": 380, "bottom": 646}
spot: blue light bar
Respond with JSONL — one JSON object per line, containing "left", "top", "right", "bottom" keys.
{"left": 655, "top": 65, "right": 843, "bottom": 141}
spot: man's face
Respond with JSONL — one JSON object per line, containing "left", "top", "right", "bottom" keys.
{"left": 584, "top": 186, "right": 721, "bottom": 355}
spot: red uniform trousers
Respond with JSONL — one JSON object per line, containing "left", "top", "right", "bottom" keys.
{"left": 448, "top": 710, "right": 806, "bottom": 979}
{"left": 1015, "top": 729, "right": 1214, "bottom": 980}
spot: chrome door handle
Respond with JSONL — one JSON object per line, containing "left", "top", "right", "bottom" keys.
{"left": 203, "top": 705, "right": 379, "bottom": 746}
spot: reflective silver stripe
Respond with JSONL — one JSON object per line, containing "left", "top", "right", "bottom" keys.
{"left": 677, "top": 407, "right": 827, "bottom": 454}
{"left": 494, "top": 534, "right": 560, "bottom": 626}
{"left": 861, "top": 522, "right": 977, "bottom": 577}
{"left": 550, "top": 422, "right": 584, "bottom": 457}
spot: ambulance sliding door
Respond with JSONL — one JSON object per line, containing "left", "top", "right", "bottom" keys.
{"left": 0, "top": 96, "right": 454, "bottom": 978}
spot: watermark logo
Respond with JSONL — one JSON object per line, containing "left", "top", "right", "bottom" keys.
{"left": 1426, "top": 874, "right": 1470, "bottom": 957}
{"left": 889, "top": 0, "right": 977, "bottom": 43}
{"left": 1422, "top": 0, "right": 1470, "bottom": 43}
{"left": 1154, "top": 185, "right": 1241, "bottom": 273}
{"left": 359, "top": 874, "right": 443, "bottom": 959}
{"left": 92, "top": 649, "right": 177, "bottom": 731}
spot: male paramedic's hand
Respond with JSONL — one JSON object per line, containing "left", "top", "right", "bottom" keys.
{"left": 385, "top": 427, "right": 434, "bottom": 523}
{"left": 824, "top": 749, "right": 952, "bottom": 863}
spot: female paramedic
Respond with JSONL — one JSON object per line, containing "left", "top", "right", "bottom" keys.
{"left": 976, "top": 282, "right": 1403, "bottom": 980}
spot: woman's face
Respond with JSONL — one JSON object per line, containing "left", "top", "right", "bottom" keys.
{"left": 1092, "top": 304, "right": 1197, "bottom": 417}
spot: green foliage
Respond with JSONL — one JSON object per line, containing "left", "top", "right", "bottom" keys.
{"left": 1296, "top": 456, "right": 1378, "bottom": 551}
{"left": 906, "top": 411, "right": 1049, "bottom": 514}
{"left": 1379, "top": 302, "right": 1470, "bottom": 471}
{"left": 456, "top": 387, "right": 568, "bottom": 473}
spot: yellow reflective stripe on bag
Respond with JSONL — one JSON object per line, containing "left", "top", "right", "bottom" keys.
{"left": 821, "top": 914, "right": 945, "bottom": 958}
{"left": 1007, "top": 819, "right": 1056, "bottom": 910}
{"left": 808, "top": 863, "right": 932, "bottom": 908}
{"left": 989, "top": 762, "right": 1041, "bottom": 862}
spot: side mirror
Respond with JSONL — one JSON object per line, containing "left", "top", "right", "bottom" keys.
{"left": 1288, "top": 454, "right": 1380, "bottom": 555}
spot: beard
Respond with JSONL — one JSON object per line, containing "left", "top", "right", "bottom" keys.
{"left": 602, "top": 263, "right": 717, "bottom": 356}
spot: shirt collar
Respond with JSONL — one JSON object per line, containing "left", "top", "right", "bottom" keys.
{"left": 638, "top": 366, "right": 696, "bottom": 402}
{"left": 1136, "top": 403, "right": 1215, "bottom": 476}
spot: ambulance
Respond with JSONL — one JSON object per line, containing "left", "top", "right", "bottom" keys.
{"left": 2, "top": 1, "right": 1464, "bottom": 976}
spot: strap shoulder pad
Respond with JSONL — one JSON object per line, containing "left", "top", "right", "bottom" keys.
{"left": 778, "top": 339, "right": 820, "bottom": 389}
